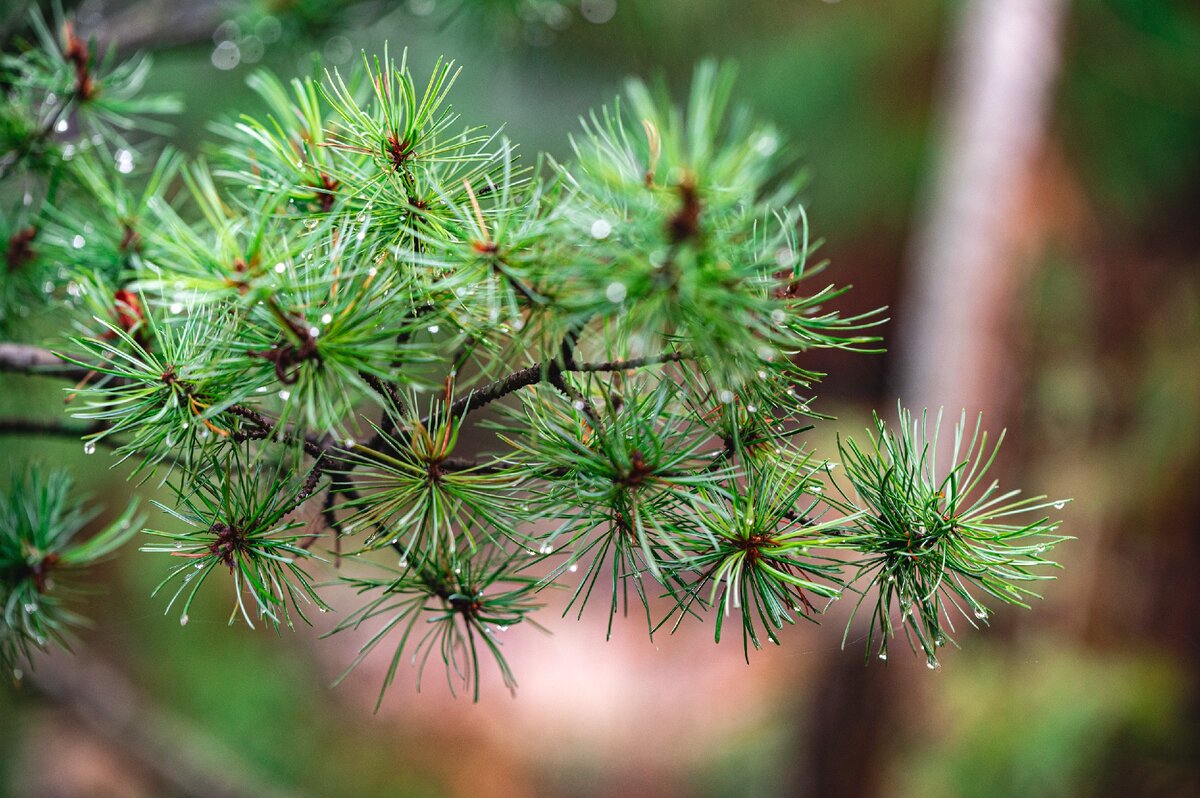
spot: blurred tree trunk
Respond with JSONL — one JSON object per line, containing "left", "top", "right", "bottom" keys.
{"left": 895, "top": 0, "right": 1068, "bottom": 420}
{"left": 793, "top": 2, "right": 1069, "bottom": 796}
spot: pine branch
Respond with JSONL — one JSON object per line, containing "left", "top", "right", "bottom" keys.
{"left": 439, "top": 351, "right": 687, "bottom": 421}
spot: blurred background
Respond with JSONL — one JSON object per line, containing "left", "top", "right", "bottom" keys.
{"left": 1, "top": 0, "right": 1198, "bottom": 795}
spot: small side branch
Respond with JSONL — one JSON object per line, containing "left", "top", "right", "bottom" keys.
{"left": 445, "top": 363, "right": 544, "bottom": 419}
{"left": 573, "top": 351, "right": 687, "bottom": 372}
{"left": 441, "top": 351, "right": 688, "bottom": 421}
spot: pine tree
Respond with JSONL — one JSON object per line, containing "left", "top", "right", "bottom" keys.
{"left": 0, "top": 11, "right": 1068, "bottom": 702}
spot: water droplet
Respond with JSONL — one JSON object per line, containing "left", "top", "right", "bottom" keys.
{"left": 935, "top": 635, "right": 945, "bottom": 647}
{"left": 747, "top": 405, "right": 758, "bottom": 414}
{"left": 886, "top": 575, "right": 895, "bottom": 582}
{"left": 169, "top": 302, "right": 184, "bottom": 314}
{"left": 55, "top": 118, "right": 69, "bottom": 132}
{"left": 115, "top": 149, "right": 134, "bottom": 174}
{"left": 878, "top": 651, "right": 888, "bottom": 661}
{"left": 580, "top": 0, "right": 617, "bottom": 24}
{"left": 274, "top": 262, "right": 286, "bottom": 273}
{"left": 344, "top": 438, "right": 355, "bottom": 447}
{"left": 180, "top": 614, "right": 189, "bottom": 626}
{"left": 83, "top": 441, "right": 96, "bottom": 455}
{"left": 497, "top": 624, "right": 509, "bottom": 632}
{"left": 194, "top": 563, "right": 203, "bottom": 569}
{"left": 753, "top": 133, "right": 779, "bottom": 157}
{"left": 72, "top": 234, "right": 86, "bottom": 249}
{"left": 427, "top": 324, "right": 440, "bottom": 334}
{"left": 321, "top": 313, "right": 333, "bottom": 324}
{"left": 572, "top": 400, "right": 585, "bottom": 411}
{"left": 12, "top": 668, "right": 23, "bottom": 681}
{"left": 590, "top": 219, "right": 612, "bottom": 239}
{"left": 399, "top": 558, "right": 408, "bottom": 569}
{"left": 810, "top": 485, "right": 823, "bottom": 494}
{"left": 605, "top": 281, "right": 627, "bottom": 303}
{"left": 174, "top": 542, "right": 183, "bottom": 549}
{"left": 568, "top": 564, "right": 578, "bottom": 573}
{"left": 973, "top": 607, "right": 988, "bottom": 620}
{"left": 1054, "top": 501, "right": 1066, "bottom": 510}
{"left": 453, "top": 566, "right": 461, "bottom": 574}
{"left": 718, "top": 390, "right": 734, "bottom": 404}
{"left": 926, "top": 657, "right": 941, "bottom": 670}
{"left": 770, "top": 309, "right": 786, "bottom": 325}
{"left": 367, "top": 267, "right": 378, "bottom": 277}
{"left": 757, "top": 370, "right": 768, "bottom": 380}
{"left": 23, "top": 602, "right": 37, "bottom": 613}
{"left": 539, "top": 544, "right": 552, "bottom": 554}
{"left": 278, "top": 390, "right": 291, "bottom": 400}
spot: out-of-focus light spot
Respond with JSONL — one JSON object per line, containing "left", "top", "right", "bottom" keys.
{"left": 544, "top": 2, "right": 571, "bottom": 30}
{"left": 240, "top": 35, "right": 264, "bottom": 64}
{"left": 211, "top": 41, "right": 241, "bottom": 70}
{"left": 255, "top": 16, "right": 282, "bottom": 43}
{"left": 213, "top": 20, "right": 241, "bottom": 44}
{"left": 324, "top": 36, "right": 353, "bottom": 65}
{"left": 580, "top": 0, "right": 617, "bottom": 24}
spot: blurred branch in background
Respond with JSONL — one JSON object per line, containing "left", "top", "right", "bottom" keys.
{"left": 74, "top": 0, "right": 225, "bottom": 52}
{"left": 23, "top": 648, "right": 304, "bottom": 798}
{"left": 897, "top": 0, "right": 1068, "bottom": 419}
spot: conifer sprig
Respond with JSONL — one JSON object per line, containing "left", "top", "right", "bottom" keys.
{"left": 0, "top": 11, "right": 1071, "bottom": 703}
{"left": 142, "top": 445, "right": 330, "bottom": 629}
{"left": 827, "top": 407, "right": 1069, "bottom": 668}
{"left": 332, "top": 545, "right": 543, "bottom": 705}
{"left": 0, "top": 467, "right": 141, "bottom": 673}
